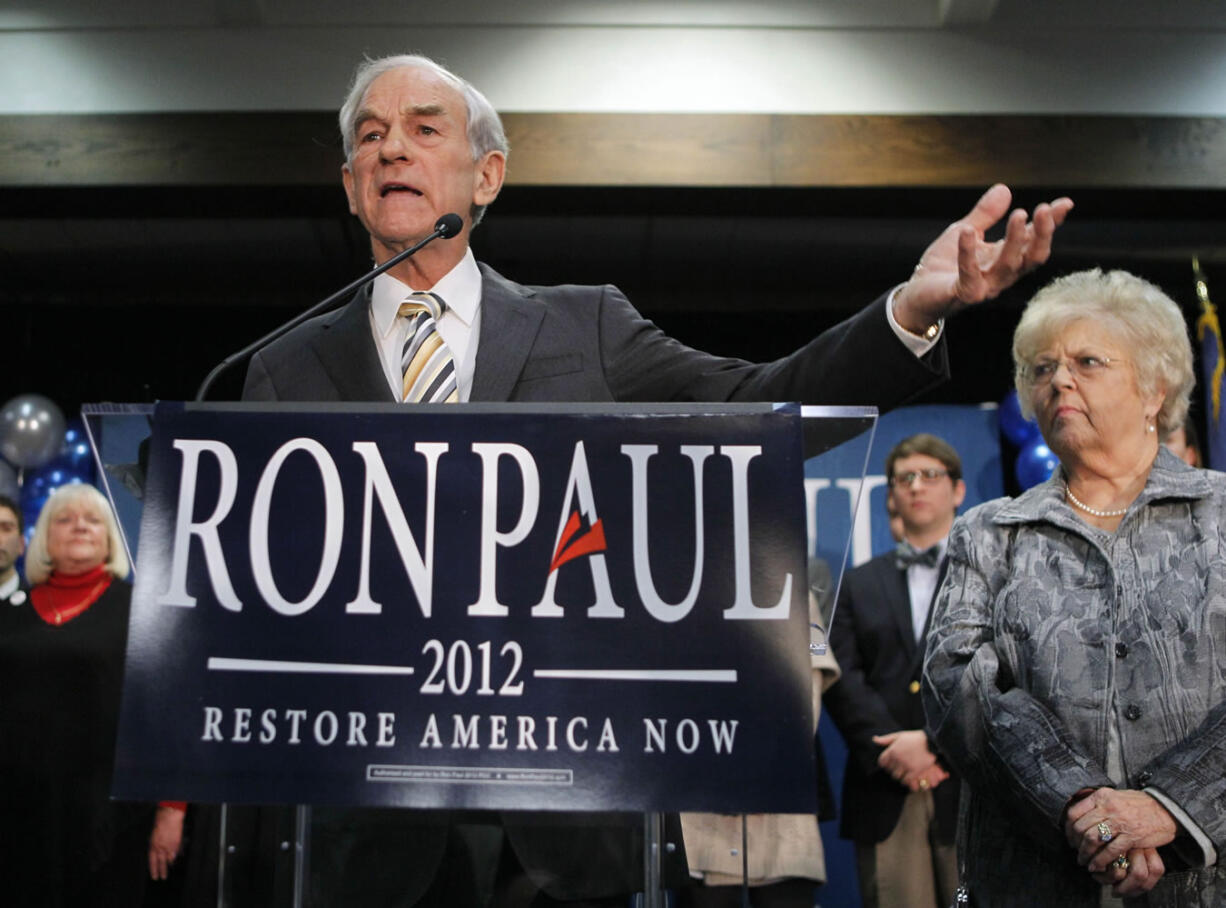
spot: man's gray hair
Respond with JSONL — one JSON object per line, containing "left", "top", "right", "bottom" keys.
{"left": 338, "top": 54, "right": 509, "bottom": 226}
{"left": 1012, "top": 268, "right": 1195, "bottom": 439}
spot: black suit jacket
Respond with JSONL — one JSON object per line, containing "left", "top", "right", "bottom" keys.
{"left": 0, "top": 577, "right": 29, "bottom": 609}
{"left": 242, "top": 262, "right": 950, "bottom": 899}
{"left": 823, "top": 550, "right": 959, "bottom": 846}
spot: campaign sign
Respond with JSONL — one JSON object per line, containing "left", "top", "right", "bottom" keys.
{"left": 113, "top": 402, "right": 816, "bottom": 813}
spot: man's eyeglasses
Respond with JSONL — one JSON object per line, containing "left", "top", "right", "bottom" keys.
{"left": 890, "top": 468, "right": 950, "bottom": 487}
{"left": 1021, "top": 355, "right": 1122, "bottom": 386}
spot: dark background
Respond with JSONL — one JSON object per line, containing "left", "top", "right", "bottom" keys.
{"left": 5, "top": 183, "right": 1223, "bottom": 429}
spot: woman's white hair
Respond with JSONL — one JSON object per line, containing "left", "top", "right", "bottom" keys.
{"left": 25, "top": 483, "right": 129, "bottom": 585}
{"left": 337, "top": 54, "right": 509, "bottom": 226}
{"left": 1012, "top": 268, "right": 1195, "bottom": 439}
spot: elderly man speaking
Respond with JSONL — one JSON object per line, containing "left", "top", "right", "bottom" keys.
{"left": 241, "top": 52, "right": 1071, "bottom": 908}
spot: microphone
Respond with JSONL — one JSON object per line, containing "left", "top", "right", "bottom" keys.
{"left": 195, "top": 213, "right": 464, "bottom": 401}
{"left": 433, "top": 212, "right": 463, "bottom": 239}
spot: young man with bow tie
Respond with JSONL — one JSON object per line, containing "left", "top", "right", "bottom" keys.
{"left": 824, "top": 434, "right": 965, "bottom": 908}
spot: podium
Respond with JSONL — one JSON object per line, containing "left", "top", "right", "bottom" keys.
{"left": 86, "top": 401, "right": 876, "bottom": 907}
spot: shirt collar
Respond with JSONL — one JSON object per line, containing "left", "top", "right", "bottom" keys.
{"left": 369, "top": 247, "right": 481, "bottom": 338}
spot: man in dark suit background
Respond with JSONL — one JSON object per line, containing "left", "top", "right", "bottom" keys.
{"left": 0, "top": 496, "right": 27, "bottom": 608}
{"left": 824, "top": 434, "right": 965, "bottom": 908}
{"left": 240, "top": 53, "right": 1069, "bottom": 907}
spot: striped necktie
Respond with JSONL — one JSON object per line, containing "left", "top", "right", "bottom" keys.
{"left": 398, "top": 291, "right": 459, "bottom": 403}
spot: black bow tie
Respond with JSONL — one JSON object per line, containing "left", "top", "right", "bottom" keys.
{"left": 895, "top": 541, "right": 941, "bottom": 571}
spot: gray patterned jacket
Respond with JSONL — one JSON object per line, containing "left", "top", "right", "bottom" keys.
{"left": 923, "top": 449, "right": 1226, "bottom": 907}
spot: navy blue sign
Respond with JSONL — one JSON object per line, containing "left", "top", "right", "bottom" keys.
{"left": 114, "top": 402, "right": 816, "bottom": 813}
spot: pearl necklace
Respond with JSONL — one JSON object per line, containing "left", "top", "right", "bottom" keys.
{"left": 1064, "top": 484, "right": 1128, "bottom": 518}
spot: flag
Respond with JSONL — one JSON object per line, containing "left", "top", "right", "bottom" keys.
{"left": 1194, "top": 259, "right": 1226, "bottom": 469}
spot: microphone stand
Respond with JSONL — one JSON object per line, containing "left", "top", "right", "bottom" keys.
{"left": 195, "top": 215, "right": 461, "bottom": 401}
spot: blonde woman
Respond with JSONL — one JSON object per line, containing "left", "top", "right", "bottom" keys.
{"left": 925, "top": 269, "right": 1223, "bottom": 907}
{"left": 0, "top": 484, "right": 170, "bottom": 906}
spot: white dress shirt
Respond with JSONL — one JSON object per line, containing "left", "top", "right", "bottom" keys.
{"left": 885, "top": 285, "right": 943, "bottom": 358}
{"left": 0, "top": 572, "right": 22, "bottom": 604}
{"left": 905, "top": 537, "right": 947, "bottom": 642}
{"left": 369, "top": 248, "right": 483, "bottom": 402}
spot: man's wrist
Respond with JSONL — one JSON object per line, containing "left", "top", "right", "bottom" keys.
{"left": 891, "top": 285, "right": 942, "bottom": 339}
{"left": 886, "top": 285, "right": 943, "bottom": 356}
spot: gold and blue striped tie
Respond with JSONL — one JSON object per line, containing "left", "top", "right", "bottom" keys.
{"left": 398, "top": 291, "right": 458, "bottom": 403}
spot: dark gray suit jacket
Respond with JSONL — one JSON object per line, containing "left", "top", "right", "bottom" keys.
{"left": 244, "top": 264, "right": 947, "bottom": 407}
{"left": 241, "top": 261, "right": 950, "bottom": 900}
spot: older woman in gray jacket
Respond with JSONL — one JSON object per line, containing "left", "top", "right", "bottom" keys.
{"left": 923, "top": 268, "right": 1224, "bottom": 907}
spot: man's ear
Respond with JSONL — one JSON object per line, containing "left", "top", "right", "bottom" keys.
{"left": 473, "top": 150, "right": 506, "bottom": 208}
{"left": 342, "top": 163, "right": 358, "bottom": 216}
{"left": 952, "top": 478, "right": 967, "bottom": 510}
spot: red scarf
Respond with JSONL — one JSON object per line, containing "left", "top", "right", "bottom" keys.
{"left": 30, "top": 564, "right": 113, "bottom": 626}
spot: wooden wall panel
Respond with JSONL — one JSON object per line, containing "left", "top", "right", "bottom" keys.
{"left": 0, "top": 113, "right": 342, "bottom": 187}
{"left": 770, "top": 116, "right": 1226, "bottom": 188}
{"left": 503, "top": 113, "right": 776, "bottom": 186}
{"left": 3, "top": 112, "right": 1226, "bottom": 189}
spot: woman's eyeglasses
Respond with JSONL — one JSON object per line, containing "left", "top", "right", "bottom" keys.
{"left": 1022, "top": 355, "right": 1122, "bottom": 385}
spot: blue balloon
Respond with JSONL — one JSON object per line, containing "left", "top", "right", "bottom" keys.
{"left": 19, "top": 464, "right": 90, "bottom": 532}
{"left": 59, "top": 419, "right": 96, "bottom": 476}
{"left": 20, "top": 482, "right": 48, "bottom": 540}
{"left": 999, "top": 390, "right": 1041, "bottom": 447}
{"left": 33, "top": 419, "right": 97, "bottom": 486}
{"left": 1015, "top": 439, "right": 1060, "bottom": 490}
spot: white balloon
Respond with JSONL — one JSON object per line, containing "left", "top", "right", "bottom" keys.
{"left": 0, "top": 394, "right": 67, "bottom": 468}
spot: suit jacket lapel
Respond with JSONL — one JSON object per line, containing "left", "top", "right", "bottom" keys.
{"left": 311, "top": 287, "right": 395, "bottom": 402}
{"left": 470, "top": 264, "right": 546, "bottom": 402}
{"left": 875, "top": 558, "right": 918, "bottom": 662}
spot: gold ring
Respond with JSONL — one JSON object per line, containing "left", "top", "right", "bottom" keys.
{"left": 919, "top": 778, "right": 930, "bottom": 790}
{"left": 1113, "top": 855, "right": 1129, "bottom": 872}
